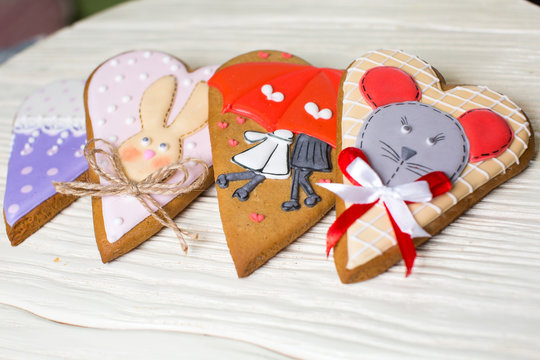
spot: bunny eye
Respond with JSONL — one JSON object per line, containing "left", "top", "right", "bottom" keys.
{"left": 158, "top": 142, "right": 169, "bottom": 152}
{"left": 141, "top": 137, "right": 151, "bottom": 146}
{"left": 401, "top": 125, "right": 412, "bottom": 134}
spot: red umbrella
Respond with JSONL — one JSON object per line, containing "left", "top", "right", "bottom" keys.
{"left": 208, "top": 62, "right": 343, "bottom": 147}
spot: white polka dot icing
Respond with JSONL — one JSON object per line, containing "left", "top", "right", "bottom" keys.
{"left": 86, "top": 50, "right": 218, "bottom": 244}
{"left": 4, "top": 80, "right": 88, "bottom": 227}
{"left": 8, "top": 204, "right": 19, "bottom": 214}
{"left": 47, "top": 168, "right": 59, "bottom": 176}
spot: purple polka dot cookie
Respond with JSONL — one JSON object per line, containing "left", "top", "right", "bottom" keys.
{"left": 4, "top": 80, "right": 88, "bottom": 245}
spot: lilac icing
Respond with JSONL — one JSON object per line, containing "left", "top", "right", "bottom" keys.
{"left": 4, "top": 80, "right": 88, "bottom": 226}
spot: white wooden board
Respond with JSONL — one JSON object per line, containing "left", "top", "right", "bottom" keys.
{"left": 0, "top": 0, "right": 539, "bottom": 358}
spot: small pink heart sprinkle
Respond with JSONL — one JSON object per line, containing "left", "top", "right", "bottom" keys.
{"left": 250, "top": 212, "right": 265, "bottom": 223}
{"left": 218, "top": 121, "right": 228, "bottom": 129}
{"left": 281, "top": 52, "right": 292, "bottom": 58}
{"left": 258, "top": 51, "right": 269, "bottom": 59}
{"left": 317, "top": 178, "right": 331, "bottom": 183}
{"left": 228, "top": 139, "right": 239, "bottom": 147}
{"left": 236, "top": 116, "right": 246, "bottom": 124}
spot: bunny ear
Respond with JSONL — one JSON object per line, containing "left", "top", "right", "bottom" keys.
{"left": 360, "top": 66, "right": 421, "bottom": 108}
{"left": 140, "top": 75, "right": 177, "bottom": 130}
{"left": 458, "top": 108, "right": 513, "bottom": 163}
{"left": 169, "top": 81, "right": 209, "bottom": 137}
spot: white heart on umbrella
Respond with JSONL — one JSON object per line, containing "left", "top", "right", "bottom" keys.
{"left": 304, "top": 102, "right": 332, "bottom": 120}
{"left": 261, "top": 84, "right": 284, "bottom": 102}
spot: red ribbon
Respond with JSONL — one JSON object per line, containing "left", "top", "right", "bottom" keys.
{"left": 327, "top": 147, "right": 451, "bottom": 276}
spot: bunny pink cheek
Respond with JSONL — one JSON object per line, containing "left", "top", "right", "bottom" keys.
{"left": 152, "top": 156, "right": 171, "bottom": 169}
{"left": 120, "top": 146, "right": 141, "bottom": 161}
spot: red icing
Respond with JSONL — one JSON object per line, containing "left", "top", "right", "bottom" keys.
{"left": 360, "top": 66, "right": 421, "bottom": 108}
{"left": 317, "top": 178, "right": 331, "bottom": 183}
{"left": 250, "top": 212, "right": 265, "bottom": 222}
{"left": 337, "top": 146, "right": 369, "bottom": 185}
{"left": 228, "top": 139, "right": 239, "bottom": 147}
{"left": 281, "top": 52, "right": 292, "bottom": 59}
{"left": 217, "top": 121, "right": 228, "bottom": 129}
{"left": 257, "top": 51, "right": 269, "bottom": 59}
{"left": 458, "top": 109, "right": 513, "bottom": 162}
{"left": 236, "top": 116, "right": 246, "bottom": 124}
{"left": 208, "top": 62, "right": 343, "bottom": 147}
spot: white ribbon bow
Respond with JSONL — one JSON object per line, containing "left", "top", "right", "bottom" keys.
{"left": 318, "top": 157, "right": 431, "bottom": 238}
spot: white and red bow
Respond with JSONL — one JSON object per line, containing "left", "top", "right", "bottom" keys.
{"left": 318, "top": 147, "right": 451, "bottom": 276}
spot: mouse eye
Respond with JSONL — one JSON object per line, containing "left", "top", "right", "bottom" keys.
{"left": 401, "top": 124, "right": 412, "bottom": 134}
{"left": 426, "top": 133, "right": 445, "bottom": 146}
{"left": 141, "top": 137, "right": 151, "bottom": 146}
{"left": 158, "top": 142, "right": 169, "bottom": 152}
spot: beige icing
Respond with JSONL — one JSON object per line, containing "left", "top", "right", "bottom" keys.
{"left": 118, "top": 77, "right": 209, "bottom": 181}
{"left": 340, "top": 50, "right": 531, "bottom": 269}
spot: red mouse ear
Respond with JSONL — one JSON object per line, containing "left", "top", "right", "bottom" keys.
{"left": 458, "top": 109, "right": 514, "bottom": 163}
{"left": 359, "top": 66, "right": 421, "bottom": 108}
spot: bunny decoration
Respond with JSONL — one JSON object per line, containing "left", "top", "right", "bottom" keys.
{"left": 82, "top": 50, "right": 218, "bottom": 262}
{"left": 118, "top": 75, "right": 209, "bottom": 181}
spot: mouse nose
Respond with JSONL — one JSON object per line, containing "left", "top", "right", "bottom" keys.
{"left": 143, "top": 149, "right": 156, "bottom": 159}
{"left": 401, "top": 146, "right": 417, "bottom": 161}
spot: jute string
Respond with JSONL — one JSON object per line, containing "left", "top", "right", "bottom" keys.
{"left": 53, "top": 138, "right": 209, "bottom": 253}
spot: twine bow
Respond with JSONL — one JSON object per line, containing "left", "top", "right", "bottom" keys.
{"left": 54, "top": 138, "right": 209, "bottom": 253}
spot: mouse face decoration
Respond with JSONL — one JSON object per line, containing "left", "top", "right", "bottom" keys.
{"left": 357, "top": 101, "right": 469, "bottom": 186}
{"left": 328, "top": 50, "right": 533, "bottom": 283}
{"left": 356, "top": 65, "right": 515, "bottom": 187}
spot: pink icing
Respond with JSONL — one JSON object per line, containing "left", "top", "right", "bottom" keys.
{"left": 86, "top": 50, "right": 218, "bottom": 243}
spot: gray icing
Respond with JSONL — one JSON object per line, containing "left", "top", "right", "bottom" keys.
{"left": 356, "top": 101, "right": 469, "bottom": 186}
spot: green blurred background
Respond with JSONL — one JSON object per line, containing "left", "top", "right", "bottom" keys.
{"left": 74, "top": 0, "right": 129, "bottom": 19}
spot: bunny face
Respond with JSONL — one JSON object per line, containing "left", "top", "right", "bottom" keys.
{"left": 356, "top": 66, "right": 513, "bottom": 187}
{"left": 356, "top": 101, "right": 469, "bottom": 186}
{"left": 118, "top": 75, "right": 209, "bottom": 181}
{"left": 119, "top": 129, "right": 182, "bottom": 180}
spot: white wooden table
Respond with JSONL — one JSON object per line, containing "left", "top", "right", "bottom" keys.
{"left": 1, "top": 0, "right": 539, "bottom": 358}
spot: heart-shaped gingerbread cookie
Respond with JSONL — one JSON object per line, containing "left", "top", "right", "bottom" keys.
{"left": 85, "top": 50, "right": 217, "bottom": 262}
{"left": 208, "top": 50, "right": 342, "bottom": 277}
{"left": 325, "top": 50, "right": 534, "bottom": 283}
{"left": 4, "top": 80, "right": 88, "bottom": 245}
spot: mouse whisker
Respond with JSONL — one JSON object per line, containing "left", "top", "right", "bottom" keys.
{"left": 407, "top": 162, "right": 432, "bottom": 170}
{"left": 381, "top": 147, "right": 399, "bottom": 161}
{"left": 406, "top": 167, "right": 424, "bottom": 177}
{"left": 379, "top": 141, "right": 400, "bottom": 160}
{"left": 382, "top": 154, "right": 399, "bottom": 163}
{"left": 406, "top": 165, "right": 429, "bottom": 174}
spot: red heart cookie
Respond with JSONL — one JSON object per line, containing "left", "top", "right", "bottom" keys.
{"left": 208, "top": 50, "right": 342, "bottom": 277}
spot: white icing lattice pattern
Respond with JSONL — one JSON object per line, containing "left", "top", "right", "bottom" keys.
{"left": 340, "top": 50, "right": 531, "bottom": 269}
{"left": 13, "top": 80, "right": 86, "bottom": 136}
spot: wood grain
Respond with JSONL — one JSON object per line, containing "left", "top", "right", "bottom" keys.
{"left": 0, "top": 0, "right": 539, "bottom": 358}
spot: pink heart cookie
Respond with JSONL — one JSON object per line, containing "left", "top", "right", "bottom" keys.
{"left": 85, "top": 50, "right": 218, "bottom": 262}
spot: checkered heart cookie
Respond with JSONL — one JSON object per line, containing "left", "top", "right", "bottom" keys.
{"left": 324, "top": 50, "right": 534, "bottom": 283}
